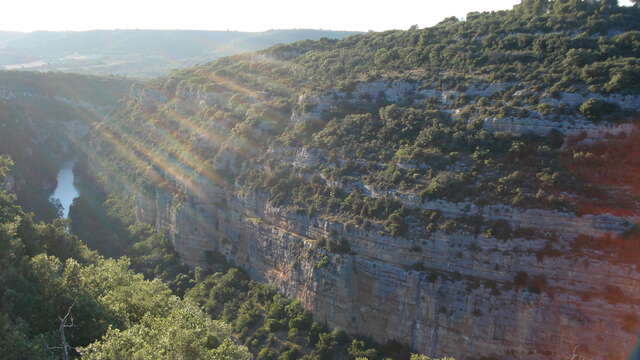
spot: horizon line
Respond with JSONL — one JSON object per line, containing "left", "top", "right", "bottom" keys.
{"left": 0, "top": 28, "right": 368, "bottom": 34}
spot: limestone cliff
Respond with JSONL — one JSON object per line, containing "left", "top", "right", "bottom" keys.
{"left": 108, "top": 79, "right": 640, "bottom": 360}
{"left": 132, "top": 166, "right": 639, "bottom": 360}
{"left": 88, "top": 8, "right": 640, "bottom": 358}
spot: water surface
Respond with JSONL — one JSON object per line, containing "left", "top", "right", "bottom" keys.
{"left": 50, "top": 161, "right": 79, "bottom": 218}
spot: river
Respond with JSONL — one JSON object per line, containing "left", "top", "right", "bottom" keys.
{"left": 49, "top": 161, "right": 79, "bottom": 218}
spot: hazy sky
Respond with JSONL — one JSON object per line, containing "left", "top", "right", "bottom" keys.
{"left": 2, "top": 0, "right": 634, "bottom": 33}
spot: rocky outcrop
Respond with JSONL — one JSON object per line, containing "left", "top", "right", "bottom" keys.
{"left": 131, "top": 172, "right": 640, "bottom": 360}
{"left": 291, "top": 80, "right": 640, "bottom": 138}
{"left": 541, "top": 92, "right": 640, "bottom": 111}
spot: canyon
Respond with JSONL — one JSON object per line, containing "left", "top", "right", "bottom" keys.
{"left": 2, "top": 3, "right": 640, "bottom": 358}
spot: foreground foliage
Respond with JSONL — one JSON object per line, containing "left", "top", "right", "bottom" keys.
{"left": 0, "top": 157, "right": 250, "bottom": 359}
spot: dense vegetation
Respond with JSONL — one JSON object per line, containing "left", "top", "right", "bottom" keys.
{"left": 2, "top": 152, "right": 436, "bottom": 359}
{"left": 0, "top": 128, "right": 439, "bottom": 359}
{"left": 0, "top": 100, "right": 61, "bottom": 219}
{"left": 0, "top": 71, "right": 133, "bottom": 106}
{"left": 0, "top": 52, "right": 452, "bottom": 360}
{"left": 0, "top": 156, "right": 250, "bottom": 359}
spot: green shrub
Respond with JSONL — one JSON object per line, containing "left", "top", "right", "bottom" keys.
{"left": 315, "top": 255, "right": 329, "bottom": 269}
{"left": 579, "top": 98, "right": 619, "bottom": 121}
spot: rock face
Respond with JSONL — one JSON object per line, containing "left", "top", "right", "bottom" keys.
{"left": 117, "top": 78, "right": 640, "bottom": 360}
{"left": 133, "top": 174, "right": 640, "bottom": 360}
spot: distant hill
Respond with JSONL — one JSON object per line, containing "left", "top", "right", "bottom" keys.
{"left": 0, "top": 29, "right": 359, "bottom": 78}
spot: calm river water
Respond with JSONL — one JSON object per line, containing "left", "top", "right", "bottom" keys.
{"left": 49, "top": 161, "right": 79, "bottom": 218}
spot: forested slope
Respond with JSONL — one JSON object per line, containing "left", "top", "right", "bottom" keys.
{"left": 0, "top": 157, "right": 252, "bottom": 359}
{"left": 0, "top": 71, "right": 132, "bottom": 220}
{"left": 107, "top": 0, "right": 640, "bottom": 218}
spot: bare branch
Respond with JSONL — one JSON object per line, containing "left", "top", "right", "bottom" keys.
{"left": 49, "top": 302, "right": 77, "bottom": 360}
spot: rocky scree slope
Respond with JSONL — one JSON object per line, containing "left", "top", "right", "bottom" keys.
{"left": 89, "top": 2, "right": 640, "bottom": 359}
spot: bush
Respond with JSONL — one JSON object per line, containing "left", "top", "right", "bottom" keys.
{"left": 264, "top": 318, "right": 286, "bottom": 332}
{"left": 289, "top": 314, "right": 312, "bottom": 331}
{"left": 579, "top": 98, "right": 619, "bottom": 121}
{"left": 278, "top": 348, "right": 300, "bottom": 360}
{"left": 315, "top": 255, "right": 329, "bottom": 269}
{"left": 484, "top": 220, "right": 513, "bottom": 240}
{"left": 287, "top": 327, "right": 299, "bottom": 341}
{"left": 257, "top": 347, "right": 278, "bottom": 360}
{"left": 385, "top": 210, "right": 408, "bottom": 236}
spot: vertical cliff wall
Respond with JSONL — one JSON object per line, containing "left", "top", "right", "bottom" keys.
{"left": 130, "top": 173, "right": 639, "bottom": 360}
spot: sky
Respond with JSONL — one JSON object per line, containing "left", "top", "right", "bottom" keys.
{"left": 2, "top": 0, "right": 631, "bottom": 33}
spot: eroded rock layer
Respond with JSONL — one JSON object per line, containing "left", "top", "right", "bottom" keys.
{"left": 128, "top": 154, "right": 639, "bottom": 360}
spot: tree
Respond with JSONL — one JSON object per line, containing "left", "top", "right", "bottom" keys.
{"left": 0, "top": 155, "right": 12, "bottom": 179}
{"left": 348, "top": 339, "right": 379, "bottom": 359}
{"left": 79, "top": 301, "right": 250, "bottom": 360}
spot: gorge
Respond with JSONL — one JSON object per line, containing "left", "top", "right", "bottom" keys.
{"left": 1, "top": 1, "right": 640, "bottom": 359}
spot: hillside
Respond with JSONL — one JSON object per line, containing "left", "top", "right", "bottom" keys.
{"left": 81, "top": 1, "right": 640, "bottom": 359}
{"left": 0, "top": 29, "right": 359, "bottom": 78}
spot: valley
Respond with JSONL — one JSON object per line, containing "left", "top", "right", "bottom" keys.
{"left": 1, "top": 1, "right": 640, "bottom": 359}
{"left": 0, "top": 29, "right": 359, "bottom": 78}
